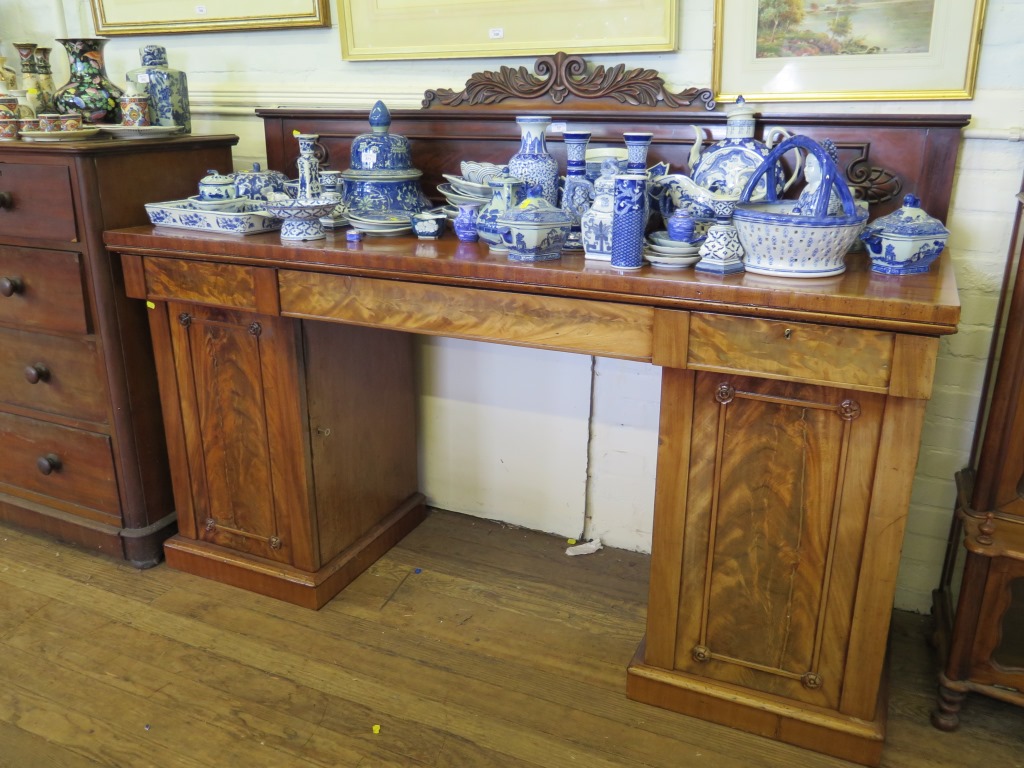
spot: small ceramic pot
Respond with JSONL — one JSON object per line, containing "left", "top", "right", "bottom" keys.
{"left": 411, "top": 212, "right": 446, "bottom": 239}
{"left": 198, "top": 169, "right": 237, "bottom": 201}
{"left": 58, "top": 114, "right": 82, "bottom": 132}
{"left": 120, "top": 94, "right": 150, "bottom": 126}
{"left": 0, "top": 118, "right": 20, "bottom": 141}
{"left": 17, "top": 117, "right": 39, "bottom": 133}
{"left": 37, "top": 113, "right": 62, "bottom": 132}
{"left": 495, "top": 186, "right": 570, "bottom": 262}
{"left": 0, "top": 97, "right": 18, "bottom": 118}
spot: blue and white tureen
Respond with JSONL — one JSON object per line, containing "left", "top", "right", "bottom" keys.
{"left": 340, "top": 100, "right": 432, "bottom": 220}
{"left": 860, "top": 193, "right": 949, "bottom": 275}
{"left": 495, "top": 185, "right": 570, "bottom": 262}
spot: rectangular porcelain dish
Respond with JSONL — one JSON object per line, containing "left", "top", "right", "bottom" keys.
{"left": 144, "top": 198, "right": 281, "bottom": 235}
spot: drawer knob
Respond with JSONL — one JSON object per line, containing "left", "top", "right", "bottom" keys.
{"left": 24, "top": 363, "right": 50, "bottom": 384}
{"left": 0, "top": 191, "right": 12, "bottom": 210}
{"left": 36, "top": 453, "right": 62, "bottom": 475}
{"left": 0, "top": 276, "right": 23, "bottom": 297}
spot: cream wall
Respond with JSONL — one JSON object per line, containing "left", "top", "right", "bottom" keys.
{"left": 6, "top": 0, "right": 1023, "bottom": 612}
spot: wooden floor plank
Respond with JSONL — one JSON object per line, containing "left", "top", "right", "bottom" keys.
{"left": 0, "top": 512, "right": 1020, "bottom": 768}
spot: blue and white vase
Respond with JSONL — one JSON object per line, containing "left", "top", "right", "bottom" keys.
{"left": 623, "top": 132, "right": 654, "bottom": 173}
{"left": 580, "top": 158, "right": 618, "bottom": 261}
{"left": 125, "top": 45, "right": 190, "bottom": 133}
{"left": 610, "top": 174, "right": 647, "bottom": 270}
{"left": 560, "top": 131, "right": 594, "bottom": 250}
{"left": 454, "top": 202, "right": 482, "bottom": 242}
{"left": 508, "top": 116, "right": 559, "bottom": 207}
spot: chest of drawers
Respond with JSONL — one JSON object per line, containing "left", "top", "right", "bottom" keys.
{"left": 0, "top": 135, "right": 236, "bottom": 566}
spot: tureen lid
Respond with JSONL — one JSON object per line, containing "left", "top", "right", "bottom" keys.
{"left": 343, "top": 100, "right": 421, "bottom": 179}
{"left": 496, "top": 185, "right": 570, "bottom": 227}
{"left": 867, "top": 194, "right": 949, "bottom": 237}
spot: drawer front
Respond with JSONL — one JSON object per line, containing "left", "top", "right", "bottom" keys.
{"left": 0, "top": 411, "right": 119, "bottom": 515}
{"left": 0, "top": 246, "right": 89, "bottom": 334}
{"left": 0, "top": 161, "right": 77, "bottom": 242}
{"left": 0, "top": 327, "right": 107, "bottom": 422}
{"left": 143, "top": 257, "right": 278, "bottom": 314}
{"left": 687, "top": 313, "right": 894, "bottom": 392}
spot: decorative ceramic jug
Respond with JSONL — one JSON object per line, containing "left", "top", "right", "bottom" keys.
{"left": 580, "top": 158, "right": 618, "bottom": 261}
{"left": 507, "top": 116, "right": 559, "bottom": 207}
{"left": 560, "top": 131, "right": 594, "bottom": 250}
{"left": 126, "top": 45, "right": 191, "bottom": 133}
{"left": 454, "top": 202, "right": 482, "bottom": 242}
{"left": 477, "top": 172, "right": 525, "bottom": 252}
{"left": 687, "top": 97, "right": 800, "bottom": 199}
{"left": 53, "top": 38, "right": 123, "bottom": 123}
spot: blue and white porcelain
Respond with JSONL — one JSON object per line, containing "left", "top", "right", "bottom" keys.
{"left": 687, "top": 97, "right": 800, "bottom": 200}
{"left": 198, "top": 169, "right": 236, "bottom": 201}
{"left": 496, "top": 185, "right": 570, "bottom": 262}
{"left": 560, "top": 130, "right": 594, "bottom": 250}
{"left": 295, "top": 133, "right": 322, "bottom": 200}
{"left": 125, "top": 45, "right": 190, "bottom": 133}
{"left": 580, "top": 158, "right": 618, "bottom": 261}
{"left": 666, "top": 208, "right": 696, "bottom": 242}
{"left": 623, "top": 132, "right": 654, "bottom": 174}
{"left": 860, "top": 194, "right": 949, "bottom": 275}
{"left": 233, "top": 162, "right": 288, "bottom": 201}
{"left": 411, "top": 211, "right": 446, "bottom": 239}
{"left": 695, "top": 199, "right": 745, "bottom": 276}
{"left": 610, "top": 174, "right": 647, "bottom": 270}
{"left": 732, "top": 135, "right": 868, "bottom": 278}
{"left": 454, "top": 202, "right": 482, "bottom": 242}
{"left": 507, "top": 116, "right": 560, "bottom": 207}
{"left": 341, "top": 100, "right": 432, "bottom": 220}
{"left": 145, "top": 198, "right": 281, "bottom": 235}
{"left": 584, "top": 148, "right": 628, "bottom": 181}
{"left": 476, "top": 172, "right": 525, "bottom": 252}
{"left": 264, "top": 194, "right": 342, "bottom": 241}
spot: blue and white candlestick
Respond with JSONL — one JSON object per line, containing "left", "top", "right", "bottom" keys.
{"left": 623, "top": 132, "right": 654, "bottom": 173}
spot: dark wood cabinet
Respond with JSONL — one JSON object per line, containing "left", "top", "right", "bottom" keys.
{"left": 933, "top": 191, "right": 1024, "bottom": 728}
{"left": 0, "top": 135, "right": 236, "bottom": 566}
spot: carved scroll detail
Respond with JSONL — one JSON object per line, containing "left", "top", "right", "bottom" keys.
{"left": 837, "top": 143, "right": 902, "bottom": 206}
{"left": 422, "top": 52, "right": 716, "bottom": 111}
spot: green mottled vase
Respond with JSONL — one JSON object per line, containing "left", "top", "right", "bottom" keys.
{"left": 53, "top": 38, "right": 123, "bottom": 124}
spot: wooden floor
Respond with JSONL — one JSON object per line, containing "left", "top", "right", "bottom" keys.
{"left": 0, "top": 509, "right": 1021, "bottom": 768}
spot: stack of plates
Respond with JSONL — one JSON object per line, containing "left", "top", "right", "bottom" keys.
{"left": 644, "top": 236, "right": 702, "bottom": 269}
{"left": 348, "top": 212, "right": 412, "bottom": 237}
{"left": 439, "top": 174, "right": 491, "bottom": 207}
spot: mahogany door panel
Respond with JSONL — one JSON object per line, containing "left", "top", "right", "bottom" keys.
{"left": 674, "top": 373, "right": 882, "bottom": 709}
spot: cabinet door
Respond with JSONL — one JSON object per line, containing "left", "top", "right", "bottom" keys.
{"left": 166, "top": 303, "right": 313, "bottom": 567}
{"left": 664, "top": 372, "right": 884, "bottom": 710}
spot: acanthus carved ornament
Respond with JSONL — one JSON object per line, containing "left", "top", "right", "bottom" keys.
{"left": 422, "top": 52, "right": 716, "bottom": 111}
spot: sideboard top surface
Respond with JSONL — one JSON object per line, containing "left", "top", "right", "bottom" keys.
{"left": 104, "top": 225, "right": 960, "bottom": 334}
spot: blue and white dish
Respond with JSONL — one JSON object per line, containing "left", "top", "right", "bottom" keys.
{"left": 442, "top": 173, "right": 491, "bottom": 198}
{"left": 145, "top": 198, "right": 281, "bottom": 235}
{"left": 644, "top": 250, "right": 701, "bottom": 269}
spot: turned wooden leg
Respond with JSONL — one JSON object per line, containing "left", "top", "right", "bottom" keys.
{"left": 931, "top": 681, "right": 965, "bottom": 731}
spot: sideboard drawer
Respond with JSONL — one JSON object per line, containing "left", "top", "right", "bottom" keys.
{"left": 0, "top": 327, "right": 107, "bottom": 422}
{"left": 0, "top": 162, "right": 77, "bottom": 242}
{"left": 142, "top": 256, "right": 279, "bottom": 314}
{"left": 0, "top": 411, "right": 119, "bottom": 515}
{"left": 687, "top": 313, "right": 895, "bottom": 392}
{"left": 0, "top": 246, "right": 89, "bottom": 334}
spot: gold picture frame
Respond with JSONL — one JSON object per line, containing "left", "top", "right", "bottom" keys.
{"left": 338, "top": 0, "right": 677, "bottom": 61}
{"left": 713, "top": 0, "right": 987, "bottom": 102}
{"left": 90, "top": 0, "right": 331, "bottom": 35}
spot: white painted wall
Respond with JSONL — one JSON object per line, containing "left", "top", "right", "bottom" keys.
{"left": 6, "top": 0, "right": 1023, "bottom": 612}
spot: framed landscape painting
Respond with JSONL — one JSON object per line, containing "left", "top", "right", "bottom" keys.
{"left": 713, "top": 0, "right": 987, "bottom": 101}
{"left": 90, "top": 0, "right": 331, "bottom": 34}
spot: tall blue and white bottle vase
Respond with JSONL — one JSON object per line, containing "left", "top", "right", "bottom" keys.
{"left": 581, "top": 158, "right": 618, "bottom": 261}
{"left": 125, "top": 45, "right": 191, "bottom": 133}
{"left": 295, "top": 134, "right": 322, "bottom": 200}
{"left": 623, "top": 131, "right": 654, "bottom": 226}
{"left": 508, "top": 115, "right": 559, "bottom": 207}
{"left": 560, "top": 130, "right": 594, "bottom": 250}
{"left": 610, "top": 174, "right": 648, "bottom": 270}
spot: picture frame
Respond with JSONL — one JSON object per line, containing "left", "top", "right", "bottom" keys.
{"left": 89, "top": 0, "right": 331, "bottom": 35}
{"left": 337, "top": 0, "right": 677, "bottom": 61}
{"left": 712, "top": 0, "right": 987, "bottom": 102}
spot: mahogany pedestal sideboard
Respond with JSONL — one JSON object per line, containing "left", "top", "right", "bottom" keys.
{"left": 0, "top": 134, "right": 237, "bottom": 566}
{"left": 105, "top": 223, "right": 959, "bottom": 765}
{"left": 932, "top": 191, "right": 1024, "bottom": 728}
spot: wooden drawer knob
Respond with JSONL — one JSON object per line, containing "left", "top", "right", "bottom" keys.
{"left": 0, "top": 276, "right": 23, "bottom": 297}
{"left": 0, "top": 191, "right": 12, "bottom": 210}
{"left": 36, "top": 453, "right": 62, "bottom": 475}
{"left": 24, "top": 363, "right": 50, "bottom": 384}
